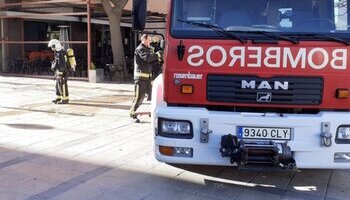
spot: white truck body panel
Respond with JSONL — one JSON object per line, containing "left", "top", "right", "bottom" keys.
{"left": 151, "top": 75, "right": 350, "bottom": 169}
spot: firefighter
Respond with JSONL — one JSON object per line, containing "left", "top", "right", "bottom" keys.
{"left": 48, "top": 39, "right": 70, "bottom": 104}
{"left": 129, "top": 34, "right": 163, "bottom": 123}
{"left": 150, "top": 36, "right": 163, "bottom": 81}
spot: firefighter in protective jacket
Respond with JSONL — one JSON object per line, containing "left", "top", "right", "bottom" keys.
{"left": 48, "top": 39, "right": 72, "bottom": 104}
{"left": 129, "top": 34, "right": 163, "bottom": 122}
{"left": 150, "top": 36, "right": 163, "bottom": 80}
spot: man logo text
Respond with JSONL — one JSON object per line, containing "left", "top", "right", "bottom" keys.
{"left": 242, "top": 80, "right": 289, "bottom": 90}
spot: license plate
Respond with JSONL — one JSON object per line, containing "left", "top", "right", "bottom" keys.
{"left": 238, "top": 126, "right": 292, "bottom": 140}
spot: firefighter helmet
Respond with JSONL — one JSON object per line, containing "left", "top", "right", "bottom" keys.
{"left": 48, "top": 39, "right": 63, "bottom": 51}
{"left": 152, "top": 36, "right": 160, "bottom": 43}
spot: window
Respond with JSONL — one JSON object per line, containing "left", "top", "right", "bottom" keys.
{"left": 171, "top": 0, "right": 350, "bottom": 39}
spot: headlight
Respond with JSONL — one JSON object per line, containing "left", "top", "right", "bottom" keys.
{"left": 158, "top": 118, "right": 193, "bottom": 139}
{"left": 161, "top": 121, "right": 190, "bottom": 134}
{"left": 336, "top": 126, "right": 350, "bottom": 144}
{"left": 338, "top": 127, "right": 350, "bottom": 139}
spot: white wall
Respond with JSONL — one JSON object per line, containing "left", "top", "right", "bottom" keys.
{"left": 124, "top": 0, "right": 168, "bottom": 14}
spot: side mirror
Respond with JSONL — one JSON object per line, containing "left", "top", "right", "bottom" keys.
{"left": 132, "top": 0, "right": 147, "bottom": 31}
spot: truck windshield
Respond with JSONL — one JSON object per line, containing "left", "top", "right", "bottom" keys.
{"left": 171, "top": 0, "right": 350, "bottom": 39}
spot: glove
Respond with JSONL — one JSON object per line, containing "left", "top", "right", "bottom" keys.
{"left": 150, "top": 46, "right": 155, "bottom": 54}
{"left": 50, "top": 60, "right": 56, "bottom": 71}
{"left": 156, "top": 50, "right": 164, "bottom": 62}
{"left": 156, "top": 50, "right": 164, "bottom": 57}
{"left": 70, "top": 64, "right": 76, "bottom": 72}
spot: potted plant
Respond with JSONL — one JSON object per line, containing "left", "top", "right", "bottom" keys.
{"left": 88, "top": 62, "right": 104, "bottom": 83}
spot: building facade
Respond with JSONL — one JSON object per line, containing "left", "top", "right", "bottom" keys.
{"left": 0, "top": 0, "right": 166, "bottom": 80}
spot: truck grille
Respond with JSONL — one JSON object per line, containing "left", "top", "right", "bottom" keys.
{"left": 207, "top": 75, "right": 323, "bottom": 105}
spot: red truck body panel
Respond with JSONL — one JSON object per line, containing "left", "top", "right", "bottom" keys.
{"left": 163, "top": 1, "right": 350, "bottom": 110}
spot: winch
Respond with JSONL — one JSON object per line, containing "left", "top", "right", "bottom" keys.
{"left": 220, "top": 134, "right": 295, "bottom": 169}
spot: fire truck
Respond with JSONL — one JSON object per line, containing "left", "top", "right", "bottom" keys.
{"left": 133, "top": 0, "right": 350, "bottom": 169}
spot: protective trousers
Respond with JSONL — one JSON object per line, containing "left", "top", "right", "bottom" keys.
{"left": 129, "top": 79, "right": 152, "bottom": 118}
{"left": 55, "top": 73, "right": 69, "bottom": 101}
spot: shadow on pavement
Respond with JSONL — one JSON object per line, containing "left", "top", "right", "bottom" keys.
{"left": 68, "top": 102, "right": 131, "bottom": 110}
{"left": 0, "top": 147, "right": 347, "bottom": 200}
{"left": 3, "top": 123, "right": 54, "bottom": 130}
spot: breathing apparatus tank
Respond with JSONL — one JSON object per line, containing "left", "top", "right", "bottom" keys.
{"left": 66, "top": 48, "right": 77, "bottom": 71}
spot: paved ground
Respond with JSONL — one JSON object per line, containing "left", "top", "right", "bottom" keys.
{"left": 0, "top": 75, "right": 349, "bottom": 200}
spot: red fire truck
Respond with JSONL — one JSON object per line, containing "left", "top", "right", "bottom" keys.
{"left": 133, "top": 0, "right": 350, "bottom": 169}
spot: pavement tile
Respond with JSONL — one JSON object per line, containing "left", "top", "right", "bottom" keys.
{"left": 141, "top": 188, "right": 197, "bottom": 200}
{"left": 51, "top": 187, "right": 134, "bottom": 200}
{"left": 217, "top": 168, "right": 257, "bottom": 183}
{"left": 325, "top": 185, "right": 350, "bottom": 200}
{"left": 0, "top": 150, "right": 28, "bottom": 163}
{"left": 158, "top": 170, "right": 207, "bottom": 194}
{"left": 280, "top": 190, "right": 325, "bottom": 200}
{"left": 106, "top": 177, "right": 157, "bottom": 200}
{"left": 196, "top": 179, "right": 243, "bottom": 200}
{"left": 123, "top": 153, "right": 161, "bottom": 170}
{"left": 26, "top": 166, "right": 113, "bottom": 200}
{"left": 0, "top": 169, "right": 63, "bottom": 198}
{"left": 252, "top": 171, "right": 295, "bottom": 188}
{"left": 0, "top": 188, "right": 32, "bottom": 200}
{"left": 5, "top": 161, "right": 86, "bottom": 183}
{"left": 49, "top": 167, "right": 148, "bottom": 200}
{"left": 147, "top": 163, "right": 185, "bottom": 178}
{"left": 173, "top": 164, "right": 226, "bottom": 177}
{"left": 286, "top": 169, "right": 332, "bottom": 196}
{"left": 28, "top": 156, "right": 100, "bottom": 174}
{"left": 233, "top": 171, "right": 295, "bottom": 200}
{"left": 191, "top": 194, "right": 228, "bottom": 200}
{"left": 236, "top": 187, "right": 283, "bottom": 200}
{"left": 326, "top": 170, "right": 350, "bottom": 200}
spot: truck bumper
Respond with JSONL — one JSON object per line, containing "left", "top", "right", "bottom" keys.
{"left": 153, "top": 106, "right": 350, "bottom": 169}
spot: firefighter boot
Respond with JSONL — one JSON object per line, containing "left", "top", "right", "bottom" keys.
{"left": 57, "top": 100, "right": 69, "bottom": 104}
{"left": 52, "top": 98, "right": 61, "bottom": 104}
{"left": 132, "top": 118, "right": 140, "bottom": 123}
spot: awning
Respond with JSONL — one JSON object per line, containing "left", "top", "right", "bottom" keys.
{"left": 1, "top": 11, "right": 132, "bottom": 27}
